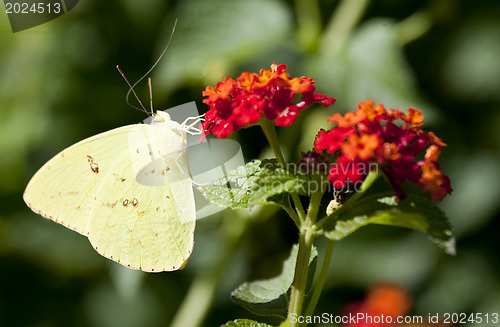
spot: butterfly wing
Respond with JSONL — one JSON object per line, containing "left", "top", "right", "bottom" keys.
{"left": 24, "top": 120, "right": 195, "bottom": 272}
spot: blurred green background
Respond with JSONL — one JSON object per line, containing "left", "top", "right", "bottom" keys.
{"left": 1, "top": 0, "right": 500, "bottom": 326}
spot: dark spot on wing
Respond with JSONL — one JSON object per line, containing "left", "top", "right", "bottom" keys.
{"left": 120, "top": 178, "right": 126, "bottom": 182}
{"left": 87, "top": 155, "right": 99, "bottom": 173}
{"left": 136, "top": 148, "right": 140, "bottom": 154}
{"left": 132, "top": 198, "right": 138, "bottom": 206}
{"left": 90, "top": 162, "right": 99, "bottom": 173}
{"left": 123, "top": 199, "right": 129, "bottom": 206}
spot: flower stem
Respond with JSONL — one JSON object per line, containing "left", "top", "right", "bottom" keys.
{"left": 260, "top": 120, "right": 287, "bottom": 165}
{"left": 304, "top": 240, "right": 335, "bottom": 316}
{"left": 289, "top": 228, "right": 314, "bottom": 327}
{"left": 259, "top": 121, "right": 307, "bottom": 223}
{"left": 170, "top": 211, "right": 252, "bottom": 327}
{"left": 288, "top": 190, "right": 323, "bottom": 327}
{"left": 320, "top": 0, "right": 371, "bottom": 56}
{"left": 295, "top": 0, "right": 322, "bottom": 51}
{"left": 343, "top": 169, "right": 380, "bottom": 204}
{"left": 395, "top": 10, "right": 433, "bottom": 46}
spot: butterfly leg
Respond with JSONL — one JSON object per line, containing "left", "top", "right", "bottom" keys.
{"left": 179, "top": 114, "right": 205, "bottom": 135}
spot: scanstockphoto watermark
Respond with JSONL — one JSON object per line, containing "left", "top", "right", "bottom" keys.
{"left": 256, "top": 160, "right": 379, "bottom": 196}
{"left": 289, "top": 312, "right": 424, "bottom": 325}
{"left": 290, "top": 312, "right": 500, "bottom": 325}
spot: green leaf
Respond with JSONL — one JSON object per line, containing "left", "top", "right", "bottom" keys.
{"left": 222, "top": 319, "right": 275, "bottom": 327}
{"left": 195, "top": 160, "right": 260, "bottom": 209}
{"left": 231, "top": 244, "right": 318, "bottom": 318}
{"left": 196, "top": 159, "right": 309, "bottom": 210}
{"left": 321, "top": 194, "right": 455, "bottom": 255}
{"left": 248, "top": 159, "right": 310, "bottom": 206}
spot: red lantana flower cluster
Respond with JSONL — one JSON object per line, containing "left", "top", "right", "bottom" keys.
{"left": 201, "top": 63, "right": 335, "bottom": 138}
{"left": 314, "top": 100, "right": 452, "bottom": 201}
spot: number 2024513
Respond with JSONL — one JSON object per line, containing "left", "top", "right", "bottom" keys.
{"left": 5, "top": 2, "right": 62, "bottom": 14}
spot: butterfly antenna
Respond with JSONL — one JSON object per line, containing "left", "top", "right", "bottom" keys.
{"left": 148, "top": 77, "right": 154, "bottom": 115}
{"left": 126, "top": 19, "right": 178, "bottom": 108}
{"left": 116, "top": 65, "right": 149, "bottom": 115}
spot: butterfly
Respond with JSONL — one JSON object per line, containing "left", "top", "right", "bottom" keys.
{"left": 24, "top": 110, "right": 203, "bottom": 272}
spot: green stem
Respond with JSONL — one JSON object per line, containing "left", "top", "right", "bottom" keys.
{"left": 288, "top": 227, "right": 314, "bottom": 327}
{"left": 291, "top": 193, "right": 307, "bottom": 224}
{"left": 395, "top": 10, "right": 432, "bottom": 46}
{"left": 288, "top": 190, "right": 323, "bottom": 327}
{"left": 259, "top": 121, "right": 307, "bottom": 223}
{"left": 344, "top": 169, "right": 380, "bottom": 204}
{"left": 295, "top": 0, "right": 322, "bottom": 52}
{"left": 304, "top": 240, "right": 335, "bottom": 316}
{"left": 260, "top": 120, "right": 287, "bottom": 165}
{"left": 283, "top": 204, "right": 301, "bottom": 229}
{"left": 320, "top": 0, "right": 371, "bottom": 56}
{"left": 170, "top": 214, "right": 249, "bottom": 327}
{"left": 169, "top": 267, "right": 219, "bottom": 327}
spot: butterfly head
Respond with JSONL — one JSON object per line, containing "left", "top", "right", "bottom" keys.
{"left": 150, "top": 111, "right": 182, "bottom": 132}
{"left": 152, "top": 111, "right": 172, "bottom": 123}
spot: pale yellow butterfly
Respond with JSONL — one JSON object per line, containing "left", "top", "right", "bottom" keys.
{"left": 24, "top": 110, "right": 199, "bottom": 272}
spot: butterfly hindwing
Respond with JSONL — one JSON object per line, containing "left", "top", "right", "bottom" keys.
{"left": 24, "top": 114, "right": 195, "bottom": 272}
